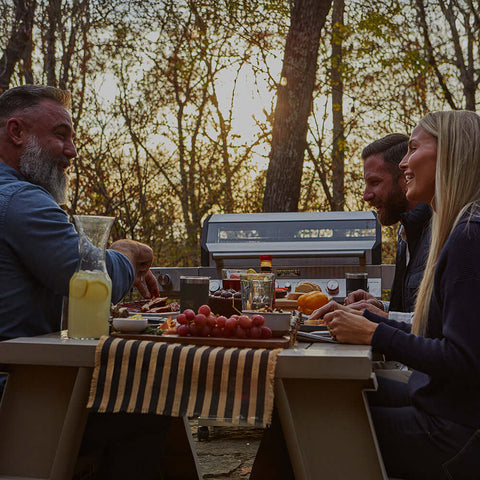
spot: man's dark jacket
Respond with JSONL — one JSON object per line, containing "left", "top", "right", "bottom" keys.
{"left": 388, "top": 203, "right": 432, "bottom": 313}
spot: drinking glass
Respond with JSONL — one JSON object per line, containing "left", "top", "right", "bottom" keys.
{"left": 345, "top": 272, "right": 368, "bottom": 295}
{"left": 240, "top": 273, "right": 275, "bottom": 311}
{"left": 180, "top": 276, "right": 210, "bottom": 312}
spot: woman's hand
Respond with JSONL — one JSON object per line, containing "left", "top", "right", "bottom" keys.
{"left": 323, "top": 309, "right": 377, "bottom": 344}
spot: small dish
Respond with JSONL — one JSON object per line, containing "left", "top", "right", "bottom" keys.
{"left": 242, "top": 311, "right": 292, "bottom": 337}
{"left": 112, "top": 316, "right": 148, "bottom": 333}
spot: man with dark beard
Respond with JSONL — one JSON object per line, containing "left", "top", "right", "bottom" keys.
{"left": 345, "top": 133, "right": 432, "bottom": 315}
{"left": 251, "top": 135, "right": 432, "bottom": 480}
{"left": 0, "top": 85, "right": 169, "bottom": 480}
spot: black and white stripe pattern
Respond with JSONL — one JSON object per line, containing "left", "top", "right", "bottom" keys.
{"left": 87, "top": 336, "right": 281, "bottom": 427}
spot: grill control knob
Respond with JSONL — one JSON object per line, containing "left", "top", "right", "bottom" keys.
{"left": 209, "top": 280, "right": 221, "bottom": 292}
{"left": 326, "top": 280, "right": 339, "bottom": 295}
{"left": 157, "top": 274, "right": 171, "bottom": 287}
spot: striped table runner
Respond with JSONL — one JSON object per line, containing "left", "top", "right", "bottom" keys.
{"left": 87, "top": 336, "right": 282, "bottom": 427}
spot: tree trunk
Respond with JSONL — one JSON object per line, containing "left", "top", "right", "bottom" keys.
{"left": 0, "top": 0, "right": 37, "bottom": 94}
{"left": 263, "top": 0, "right": 332, "bottom": 212}
{"left": 331, "top": 0, "right": 345, "bottom": 210}
{"left": 44, "top": 0, "right": 62, "bottom": 86}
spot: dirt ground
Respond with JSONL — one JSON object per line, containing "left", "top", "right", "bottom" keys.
{"left": 189, "top": 420, "right": 263, "bottom": 479}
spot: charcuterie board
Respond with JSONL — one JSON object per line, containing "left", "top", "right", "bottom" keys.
{"left": 110, "top": 332, "right": 291, "bottom": 349}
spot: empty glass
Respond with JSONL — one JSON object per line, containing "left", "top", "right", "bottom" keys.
{"left": 240, "top": 273, "right": 275, "bottom": 311}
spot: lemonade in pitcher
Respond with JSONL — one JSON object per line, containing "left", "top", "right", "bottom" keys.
{"left": 68, "top": 270, "right": 112, "bottom": 339}
{"left": 67, "top": 215, "right": 115, "bottom": 339}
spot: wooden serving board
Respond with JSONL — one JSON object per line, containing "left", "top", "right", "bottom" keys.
{"left": 110, "top": 332, "right": 291, "bottom": 349}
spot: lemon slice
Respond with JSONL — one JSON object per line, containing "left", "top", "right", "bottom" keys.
{"left": 70, "top": 273, "right": 87, "bottom": 298}
{"left": 86, "top": 279, "right": 109, "bottom": 302}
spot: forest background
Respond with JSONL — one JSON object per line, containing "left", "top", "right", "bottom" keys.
{"left": 1, "top": 0, "right": 479, "bottom": 267}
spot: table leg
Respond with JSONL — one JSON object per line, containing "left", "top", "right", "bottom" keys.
{"left": 0, "top": 365, "right": 91, "bottom": 480}
{"left": 275, "top": 376, "right": 387, "bottom": 480}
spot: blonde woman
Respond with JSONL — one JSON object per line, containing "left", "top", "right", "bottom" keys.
{"left": 320, "top": 111, "right": 480, "bottom": 479}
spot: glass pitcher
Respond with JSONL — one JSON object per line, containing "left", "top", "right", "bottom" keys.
{"left": 68, "top": 215, "right": 114, "bottom": 339}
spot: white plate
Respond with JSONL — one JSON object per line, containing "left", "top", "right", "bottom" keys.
{"left": 112, "top": 317, "right": 148, "bottom": 333}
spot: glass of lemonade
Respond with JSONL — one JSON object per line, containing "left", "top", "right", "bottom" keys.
{"left": 68, "top": 215, "right": 114, "bottom": 339}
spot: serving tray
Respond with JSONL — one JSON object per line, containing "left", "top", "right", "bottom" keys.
{"left": 110, "top": 332, "right": 291, "bottom": 349}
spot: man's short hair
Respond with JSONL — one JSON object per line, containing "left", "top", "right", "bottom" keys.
{"left": 0, "top": 85, "right": 71, "bottom": 122}
{"left": 361, "top": 133, "right": 409, "bottom": 179}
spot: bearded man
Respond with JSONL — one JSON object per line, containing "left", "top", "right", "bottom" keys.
{"left": 0, "top": 85, "right": 169, "bottom": 479}
{"left": 0, "top": 84, "right": 159, "bottom": 341}
{"left": 346, "top": 133, "right": 432, "bottom": 315}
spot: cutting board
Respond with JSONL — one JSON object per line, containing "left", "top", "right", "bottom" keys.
{"left": 274, "top": 299, "right": 298, "bottom": 311}
{"left": 111, "top": 332, "right": 291, "bottom": 349}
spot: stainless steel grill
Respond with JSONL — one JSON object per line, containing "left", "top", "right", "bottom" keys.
{"left": 152, "top": 211, "right": 395, "bottom": 301}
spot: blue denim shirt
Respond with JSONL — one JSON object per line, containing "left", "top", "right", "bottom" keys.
{"left": 0, "top": 162, "right": 134, "bottom": 340}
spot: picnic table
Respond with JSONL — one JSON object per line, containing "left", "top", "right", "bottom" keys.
{"left": 0, "top": 332, "right": 387, "bottom": 480}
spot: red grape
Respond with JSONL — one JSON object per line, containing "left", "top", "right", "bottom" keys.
{"left": 199, "top": 325, "right": 212, "bottom": 337}
{"left": 216, "top": 316, "right": 227, "bottom": 328}
{"left": 251, "top": 314, "right": 265, "bottom": 327}
{"left": 198, "top": 304, "right": 211, "bottom": 317}
{"left": 211, "top": 326, "right": 223, "bottom": 337}
{"left": 238, "top": 315, "right": 253, "bottom": 329}
{"left": 184, "top": 309, "right": 195, "bottom": 322}
{"left": 177, "top": 324, "right": 190, "bottom": 336}
{"left": 194, "top": 313, "right": 207, "bottom": 327}
{"left": 176, "top": 313, "right": 188, "bottom": 325}
{"left": 260, "top": 326, "right": 272, "bottom": 339}
{"left": 225, "top": 316, "right": 238, "bottom": 330}
{"left": 207, "top": 315, "right": 217, "bottom": 327}
{"left": 222, "top": 327, "right": 233, "bottom": 337}
{"left": 235, "top": 325, "right": 247, "bottom": 339}
{"left": 249, "top": 326, "right": 261, "bottom": 339}
{"left": 189, "top": 323, "right": 201, "bottom": 336}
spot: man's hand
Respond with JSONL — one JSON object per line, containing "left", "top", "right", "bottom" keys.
{"left": 344, "top": 289, "right": 384, "bottom": 310}
{"left": 346, "top": 299, "right": 388, "bottom": 318}
{"left": 110, "top": 239, "right": 160, "bottom": 299}
{"left": 308, "top": 300, "right": 363, "bottom": 322}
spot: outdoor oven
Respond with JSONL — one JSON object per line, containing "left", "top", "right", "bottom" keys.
{"left": 152, "top": 211, "right": 395, "bottom": 301}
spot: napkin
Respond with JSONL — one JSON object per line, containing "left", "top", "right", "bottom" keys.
{"left": 87, "top": 336, "right": 281, "bottom": 427}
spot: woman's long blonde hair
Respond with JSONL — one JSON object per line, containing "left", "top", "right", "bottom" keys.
{"left": 412, "top": 111, "right": 480, "bottom": 336}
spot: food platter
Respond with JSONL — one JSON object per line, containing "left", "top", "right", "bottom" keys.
{"left": 110, "top": 332, "right": 291, "bottom": 349}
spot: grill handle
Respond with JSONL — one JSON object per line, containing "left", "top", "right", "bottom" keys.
{"left": 212, "top": 251, "right": 367, "bottom": 259}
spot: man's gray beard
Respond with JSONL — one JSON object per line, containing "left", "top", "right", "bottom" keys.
{"left": 19, "top": 136, "right": 68, "bottom": 204}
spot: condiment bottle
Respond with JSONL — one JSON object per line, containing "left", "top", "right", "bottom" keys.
{"left": 260, "top": 255, "right": 275, "bottom": 307}
{"left": 260, "top": 254, "right": 273, "bottom": 273}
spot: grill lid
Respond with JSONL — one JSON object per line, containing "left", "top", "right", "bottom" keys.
{"left": 200, "top": 212, "right": 381, "bottom": 267}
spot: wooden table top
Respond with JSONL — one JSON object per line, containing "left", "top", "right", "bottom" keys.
{"left": 0, "top": 331, "right": 373, "bottom": 380}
